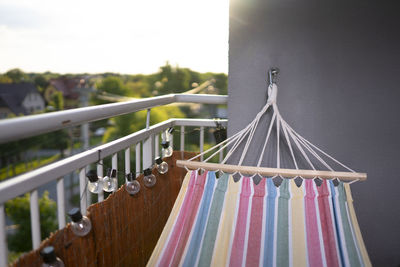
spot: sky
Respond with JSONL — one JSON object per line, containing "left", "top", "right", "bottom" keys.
{"left": 0, "top": 0, "right": 229, "bottom": 74}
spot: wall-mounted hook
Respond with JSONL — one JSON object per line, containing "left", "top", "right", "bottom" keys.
{"left": 268, "top": 67, "right": 280, "bottom": 86}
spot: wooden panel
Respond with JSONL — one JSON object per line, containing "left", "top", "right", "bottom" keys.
{"left": 12, "top": 151, "right": 196, "bottom": 267}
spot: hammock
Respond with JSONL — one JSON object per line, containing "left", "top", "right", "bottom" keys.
{"left": 148, "top": 69, "right": 371, "bottom": 266}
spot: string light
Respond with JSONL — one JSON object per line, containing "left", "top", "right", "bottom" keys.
{"left": 143, "top": 168, "right": 156, "bottom": 187}
{"left": 125, "top": 173, "right": 140, "bottom": 195}
{"left": 161, "top": 141, "right": 173, "bottom": 158}
{"left": 40, "top": 246, "right": 64, "bottom": 267}
{"left": 166, "top": 127, "right": 174, "bottom": 141}
{"left": 67, "top": 208, "right": 92, "bottom": 237}
{"left": 86, "top": 170, "right": 102, "bottom": 194}
{"left": 155, "top": 157, "right": 168, "bottom": 174}
{"left": 103, "top": 168, "right": 118, "bottom": 192}
{"left": 213, "top": 122, "right": 227, "bottom": 144}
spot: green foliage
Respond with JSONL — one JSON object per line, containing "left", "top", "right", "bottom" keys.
{"left": 48, "top": 91, "right": 64, "bottom": 111}
{"left": 33, "top": 75, "right": 49, "bottom": 93}
{"left": 5, "top": 69, "right": 30, "bottom": 83}
{"left": 102, "top": 105, "right": 185, "bottom": 142}
{"left": 0, "top": 75, "right": 12, "bottom": 83}
{"left": 5, "top": 191, "right": 57, "bottom": 252}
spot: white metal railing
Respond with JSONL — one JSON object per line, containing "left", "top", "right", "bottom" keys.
{"left": 0, "top": 94, "right": 227, "bottom": 267}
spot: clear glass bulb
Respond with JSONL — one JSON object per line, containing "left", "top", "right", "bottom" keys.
{"left": 162, "top": 146, "right": 173, "bottom": 157}
{"left": 126, "top": 180, "right": 140, "bottom": 195}
{"left": 87, "top": 180, "right": 101, "bottom": 194}
{"left": 103, "top": 168, "right": 118, "bottom": 192}
{"left": 40, "top": 246, "right": 64, "bottom": 267}
{"left": 144, "top": 174, "right": 156, "bottom": 187}
{"left": 71, "top": 216, "right": 92, "bottom": 237}
{"left": 157, "top": 162, "right": 168, "bottom": 174}
{"left": 68, "top": 208, "right": 92, "bottom": 237}
{"left": 86, "top": 170, "right": 101, "bottom": 194}
{"left": 102, "top": 176, "right": 118, "bottom": 192}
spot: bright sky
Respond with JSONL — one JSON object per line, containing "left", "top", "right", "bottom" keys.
{"left": 0, "top": 0, "right": 228, "bottom": 74}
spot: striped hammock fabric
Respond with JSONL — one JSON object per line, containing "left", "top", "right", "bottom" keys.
{"left": 147, "top": 171, "right": 371, "bottom": 267}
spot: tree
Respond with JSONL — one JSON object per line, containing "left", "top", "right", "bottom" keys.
{"left": 102, "top": 106, "right": 185, "bottom": 142}
{"left": 5, "top": 69, "right": 29, "bottom": 83}
{"left": 5, "top": 191, "right": 57, "bottom": 252}
{"left": 0, "top": 75, "right": 12, "bottom": 83}
{"left": 33, "top": 75, "right": 49, "bottom": 93}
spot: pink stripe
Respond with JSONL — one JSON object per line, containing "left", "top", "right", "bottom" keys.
{"left": 304, "top": 180, "right": 323, "bottom": 267}
{"left": 170, "top": 170, "right": 208, "bottom": 266}
{"left": 245, "top": 178, "right": 266, "bottom": 267}
{"left": 159, "top": 171, "right": 197, "bottom": 266}
{"left": 317, "top": 180, "right": 340, "bottom": 267}
{"left": 229, "top": 177, "right": 251, "bottom": 267}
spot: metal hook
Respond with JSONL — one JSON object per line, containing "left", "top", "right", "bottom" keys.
{"left": 268, "top": 67, "right": 280, "bottom": 86}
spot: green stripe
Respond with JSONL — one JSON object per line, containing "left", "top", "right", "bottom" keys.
{"left": 337, "top": 183, "right": 361, "bottom": 267}
{"left": 276, "top": 179, "right": 290, "bottom": 267}
{"left": 198, "top": 173, "right": 229, "bottom": 266}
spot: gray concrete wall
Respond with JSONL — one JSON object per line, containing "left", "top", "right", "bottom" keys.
{"left": 228, "top": 0, "right": 400, "bottom": 265}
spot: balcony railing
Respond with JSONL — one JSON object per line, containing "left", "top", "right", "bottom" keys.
{"left": 0, "top": 94, "right": 227, "bottom": 267}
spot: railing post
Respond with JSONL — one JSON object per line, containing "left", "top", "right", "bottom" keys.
{"left": 97, "top": 160, "right": 104, "bottom": 202}
{"left": 136, "top": 143, "right": 141, "bottom": 177}
{"left": 112, "top": 154, "right": 118, "bottom": 191}
{"left": 30, "top": 190, "right": 41, "bottom": 249}
{"left": 200, "top": 126, "right": 204, "bottom": 161}
{"left": 0, "top": 204, "right": 7, "bottom": 267}
{"left": 170, "top": 130, "right": 174, "bottom": 150}
{"left": 154, "top": 134, "right": 159, "bottom": 158}
{"left": 79, "top": 168, "right": 87, "bottom": 215}
{"left": 56, "top": 177, "right": 66, "bottom": 229}
{"left": 180, "top": 126, "right": 185, "bottom": 151}
{"left": 125, "top": 148, "right": 130, "bottom": 177}
{"left": 143, "top": 109, "right": 153, "bottom": 170}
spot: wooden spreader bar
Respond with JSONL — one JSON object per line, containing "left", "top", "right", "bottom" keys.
{"left": 176, "top": 160, "right": 367, "bottom": 182}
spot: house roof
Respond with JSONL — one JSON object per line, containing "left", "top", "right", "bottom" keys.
{"left": 49, "top": 78, "right": 81, "bottom": 99}
{"left": 0, "top": 83, "right": 41, "bottom": 115}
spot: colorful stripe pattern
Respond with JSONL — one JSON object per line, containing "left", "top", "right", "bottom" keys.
{"left": 147, "top": 171, "right": 371, "bottom": 267}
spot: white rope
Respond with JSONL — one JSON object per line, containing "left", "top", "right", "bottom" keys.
{"left": 238, "top": 108, "right": 264, "bottom": 165}
{"left": 187, "top": 125, "right": 248, "bottom": 162}
{"left": 278, "top": 111, "right": 298, "bottom": 170}
{"left": 285, "top": 122, "right": 355, "bottom": 173}
{"left": 288, "top": 124, "right": 334, "bottom": 171}
{"left": 276, "top": 103, "right": 280, "bottom": 168}
{"left": 203, "top": 130, "right": 247, "bottom": 162}
{"left": 256, "top": 112, "right": 277, "bottom": 167}
{"left": 279, "top": 118, "right": 333, "bottom": 171}
{"left": 222, "top": 103, "right": 272, "bottom": 164}
{"left": 221, "top": 121, "right": 255, "bottom": 164}
{"left": 279, "top": 114, "right": 316, "bottom": 170}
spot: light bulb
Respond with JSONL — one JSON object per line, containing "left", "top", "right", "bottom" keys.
{"left": 103, "top": 168, "right": 118, "bottom": 192}
{"left": 161, "top": 141, "right": 173, "bottom": 157}
{"left": 125, "top": 173, "right": 140, "bottom": 195}
{"left": 86, "top": 170, "right": 101, "bottom": 194}
{"left": 166, "top": 127, "right": 174, "bottom": 141}
{"left": 155, "top": 157, "right": 168, "bottom": 174}
{"left": 143, "top": 168, "right": 156, "bottom": 187}
{"left": 40, "top": 246, "right": 64, "bottom": 267}
{"left": 67, "top": 208, "right": 92, "bottom": 237}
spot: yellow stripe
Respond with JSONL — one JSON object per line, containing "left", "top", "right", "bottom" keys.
{"left": 211, "top": 176, "right": 241, "bottom": 267}
{"left": 290, "top": 180, "right": 307, "bottom": 267}
{"left": 344, "top": 183, "right": 372, "bottom": 267}
{"left": 146, "top": 171, "right": 192, "bottom": 267}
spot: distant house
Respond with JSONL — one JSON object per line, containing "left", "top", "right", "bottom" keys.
{"left": 48, "top": 77, "right": 92, "bottom": 109}
{"left": 0, "top": 83, "right": 45, "bottom": 119}
{"left": 48, "top": 77, "right": 81, "bottom": 100}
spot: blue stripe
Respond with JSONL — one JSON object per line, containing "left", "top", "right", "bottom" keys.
{"left": 182, "top": 171, "right": 216, "bottom": 266}
{"left": 330, "top": 181, "right": 345, "bottom": 267}
{"left": 263, "top": 178, "right": 277, "bottom": 267}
